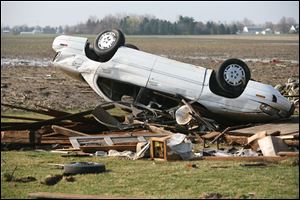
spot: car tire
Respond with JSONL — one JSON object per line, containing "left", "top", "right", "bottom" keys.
{"left": 63, "top": 162, "right": 106, "bottom": 175}
{"left": 94, "top": 29, "right": 125, "bottom": 62}
{"left": 216, "top": 58, "right": 250, "bottom": 96}
{"left": 124, "top": 43, "right": 139, "bottom": 50}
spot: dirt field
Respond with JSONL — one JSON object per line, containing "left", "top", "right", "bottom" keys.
{"left": 1, "top": 34, "right": 299, "bottom": 112}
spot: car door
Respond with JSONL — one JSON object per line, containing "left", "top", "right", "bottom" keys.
{"left": 147, "top": 56, "right": 207, "bottom": 101}
{"left": 99, "top": 47, "right": 155, "bottom": 87}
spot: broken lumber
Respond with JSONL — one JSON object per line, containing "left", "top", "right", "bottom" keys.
{"left": 1, "top": 115, "right": 45, "bottom": 122}
{"left": 51, "top": 125, "right": 90, "bottom": 137}
{"left": 1, "top": 110, "right": 93, "bottom": 131}
{"left": 80, "top": 144, "right": 137, "bottom": 153}
{"left": 1, "top": 130, "right": 40, "bottom": 144}
{"left": 224, "top": 134, "right": 248, "bottom": 146}
{"left": 229, "top": 117, "right": 299, "bottom": 135}
{"left": 198, "top": 156, "right": 289, "bottom": 162}
{"left": 283, "top": 140, "right": 299, "bottom": 147}
{"left": 258, "top": 136, "right": 289, "bottom": 156}
{"left": 1, "top": 103, "right": 69, "bottom": 117}
{"left": 277, "top": 151, "right": 299, "bottom": 157}
{"left": 211, "top": 124, "right": 252, "bottom": 144}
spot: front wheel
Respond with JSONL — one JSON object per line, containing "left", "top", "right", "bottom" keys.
{"left": 94, "top": 29, "right": 125, "bottom": 62}
{"left": 216, "top": 59, "right": 250, "bottom": 96}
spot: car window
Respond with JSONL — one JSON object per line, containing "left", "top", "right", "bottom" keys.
{"left": 97, "top": 77, "right": 140, "bottom": 101}
{"left": 97, "top": 77, "right": 180, "bottom": 109}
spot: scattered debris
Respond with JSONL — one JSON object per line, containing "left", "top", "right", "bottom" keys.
{"left": 186, "top": 163, "right": 198, "bottom": 169}
{"left": 275, "top": 78, "right": 299, "bottom": 114}
{"left": 240, "top": 162, "right": 267, "bottom": 167}
{"left": 1, "top": 98, "right": 298, "bottom": 162}
{"left": 14, "top": 176, "right": 37, "bottom": 183}
{"left": 108, "top": 150, "right": 135, "bottom": 160}
{"left": 41, "top": 174, "right": 63, "bottom": 186}
{"left": 199, "top": 192, "right": 223, "bottom": 199}
{"left": 258, "top": 136, "right": 289, "bottom": 156}
{"left": 63, "top": 176, "right": 76, "bottom": 182}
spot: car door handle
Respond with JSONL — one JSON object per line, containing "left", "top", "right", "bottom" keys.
{"left": 148, "top": 80, "right": 159, "bottom": 86}
{"left": 102, "top": 68, "right": 112, "bottom": 74}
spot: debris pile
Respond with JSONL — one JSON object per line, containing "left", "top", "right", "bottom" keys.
{"left": 1, "top": 97, "right": 299, "bottom": 162}
{"left": 275, "top": 78, "right": 299, "bottom": 114}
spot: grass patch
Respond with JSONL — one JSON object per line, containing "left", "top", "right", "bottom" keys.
{"left": 1, "top": 151, "right": 298, "bottom": 199}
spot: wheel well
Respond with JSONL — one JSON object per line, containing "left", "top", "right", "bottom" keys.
{"left": 84, "top": 42, "right": 99, "bottom": 61}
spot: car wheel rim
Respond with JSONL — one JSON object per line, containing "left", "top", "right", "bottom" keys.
{"left": 98, "top": 32, "right": 117, "bottom": 50}
{"left": 223, "top": 64, "right": 246, "bottom": 86}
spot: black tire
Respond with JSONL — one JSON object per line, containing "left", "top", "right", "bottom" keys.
{"left": 94, "top": 29, "right": 125, "bottom": 61}
{"left": 124, "top": 43, "right": 139, "bottom": 50}
{"left": 216, "top": 58, "right": 250, "bottom": 96}
{"left": 63, "top": 162, "right": 106, "bottom": 175}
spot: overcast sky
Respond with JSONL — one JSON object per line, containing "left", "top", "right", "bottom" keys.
{"left": 1, "top": 1, "right": 299, "bottom": 27}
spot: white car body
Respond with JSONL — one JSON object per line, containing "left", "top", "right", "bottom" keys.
{"left": 52, "top": 35, "right": 294, "bottom": 123}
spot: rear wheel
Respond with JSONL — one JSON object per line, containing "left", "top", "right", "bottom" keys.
{"left": 216, "top": 59, "right": 250, "bottom": 96}
{"left": 94, "top": 29, "right": 125, "bottom": 62}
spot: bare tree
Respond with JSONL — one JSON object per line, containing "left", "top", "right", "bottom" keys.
{"left": 264, "top": 21, "right": 274, "bottom": 30}
{"left": 242, "top": 18, "right": 254, "bottom": 26}
{"left": 277, "top": 16, "right": 290, "bottom": 33}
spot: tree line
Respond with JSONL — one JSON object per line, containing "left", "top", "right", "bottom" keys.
{"left": 1, "top": 15, "right": 298, "bottom": 35}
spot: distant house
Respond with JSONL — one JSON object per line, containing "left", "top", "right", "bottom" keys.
{"left": 289, "top": 25, "right": 297, "bottom": 33}
{"left": 20, "top": 28, "right": 43, "bottom": 35}
{"left": 242, "top": 26, "right": 274, "bottom": 35}
{"left": 242, "top": 26, "right": 264, "bottom": 35}
{"left": 2, "top": 30, "right": 11, "bottom": 34}
{"left": 20, "top": 31, "right": 35, "bottom": 35}
{"left": 263, "top": 28, "right": 273, "bottom": 34}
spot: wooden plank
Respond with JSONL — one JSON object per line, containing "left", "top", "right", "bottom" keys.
{"left": 69, "top": 138, "right": 80, "bottom": 149}
{"left": 197, "top": 156, "right": 288, "bottom": 162}
{"left": 51, "top": 125, "right": 90, "bottom": 137}
{"left": 1, "top": 130, "right": 40, "bottom": 144}
{"left": 277, "top": 134, "right": 299, "bottom": 140}
{"left": 34, "top": 104, "right": 71, "bottom": 117}
{"left": 201, "top": 131, "right": 221, "bottom": 139}
{"left": 1, "top": 110, "right": 93, "bottom": 131}
{"left": 1, "top": 115, "right": 45, "bottom": 122}
{"left": 283, "top": 140, "right": 299, "bottom": 146}
{"left": 28, "top": 192, "right": 131, "bottom": 199}
{"left": 229, "top": 116, "right": 299, "bottom": 135}
{"left": 247, "top": 131, "right": 267, "bottom": 144}
{"left": 1, "top": 103, "right": 62, "bottom": 117}
{"left": 40, "top": 140, "right": 71, "bottom": 145}
{"left": 104, "top": 136, "right": 114, "bottom": 146}
{"left": 224, "top": 134, "right": 248, "bottom": 146}
{"left": 277, "top": 151, "right": 299, "bottom": 157}
{"left": 137, "top": 136, "right": 146, "bottom": 142}
{"left": 80, "top": 144, "right": 137, "bottom": 153}
{"left": 258, "top": 136, "right": 289, "bottom": 156}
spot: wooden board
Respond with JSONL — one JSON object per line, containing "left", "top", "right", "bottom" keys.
{"left": 80, "top": 144, "right": 137, "bottom": 153}
{"left": 229, "top": 116, "right": 299, "bottom": 135}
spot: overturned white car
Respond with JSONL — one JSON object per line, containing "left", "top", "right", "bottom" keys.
{"left": 52, "top": 29, "right": 294, "bottom": 124}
